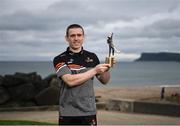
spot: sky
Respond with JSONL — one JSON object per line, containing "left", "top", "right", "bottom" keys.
{"left": 0, "top": 0, "right": 180, "bottom": 61}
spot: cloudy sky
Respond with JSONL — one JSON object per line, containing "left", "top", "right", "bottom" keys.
{"left": 0, "top": 0, "right": 180, "bottom": 61}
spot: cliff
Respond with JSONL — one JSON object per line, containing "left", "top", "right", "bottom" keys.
{"left": 135, "top": 52, "right": 180, "bottom": 62}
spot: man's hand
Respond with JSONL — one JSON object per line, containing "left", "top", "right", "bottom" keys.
{"left": 95, "top": 64, "right": 110, "bottom": 74}
{"left": 95, "top": 64, "right": 111, "bottom": 84}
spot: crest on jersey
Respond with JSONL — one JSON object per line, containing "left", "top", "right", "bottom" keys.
{"left": 85, "top": 57, "right": 93, "bottom": 63}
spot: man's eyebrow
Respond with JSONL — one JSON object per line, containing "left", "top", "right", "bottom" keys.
{"left": 70, "top": 33, "right": 82, "bottom": 36}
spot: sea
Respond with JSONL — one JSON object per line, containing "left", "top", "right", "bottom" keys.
{"left": 0, "top": 61, "right": 180, "bottom": 87}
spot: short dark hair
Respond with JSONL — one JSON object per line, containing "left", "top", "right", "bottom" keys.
{"left": 66, "top": 24, "right": 84, "bottom": 37}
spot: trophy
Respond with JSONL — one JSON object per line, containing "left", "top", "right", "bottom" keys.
{"left": 105, "top": 33, "right": 121, "bottom": 67}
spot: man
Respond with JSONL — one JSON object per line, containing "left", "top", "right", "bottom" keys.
{"left": 53, "top": 24, "right": 112, "bottom": 125}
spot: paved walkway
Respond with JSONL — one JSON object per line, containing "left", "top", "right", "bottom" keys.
{"left": 1, "top": 110, "right": 180, "bottom": 125}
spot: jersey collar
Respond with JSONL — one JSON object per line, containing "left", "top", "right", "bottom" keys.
{"left": 66, "top": 47, "right": 84, "bottom": 55}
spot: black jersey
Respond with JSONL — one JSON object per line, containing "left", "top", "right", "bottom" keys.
{"left": 53, "top": 47, "right": 100, "bottom": 116}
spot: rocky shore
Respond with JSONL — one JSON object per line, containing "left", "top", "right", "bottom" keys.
{"left": 0, "top": 72, "right": 59, "bottom": 107}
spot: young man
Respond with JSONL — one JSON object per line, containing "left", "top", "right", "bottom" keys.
{"left": 53, "top": 24, "right": 111, "bottom": 125}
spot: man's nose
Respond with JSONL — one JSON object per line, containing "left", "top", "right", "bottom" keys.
{"left": 74, "top": 35, "right": 78, "bottom": 40}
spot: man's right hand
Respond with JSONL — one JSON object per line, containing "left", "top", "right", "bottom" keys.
{"left": 95, "top": 64, "right": 110, "bottom": 75}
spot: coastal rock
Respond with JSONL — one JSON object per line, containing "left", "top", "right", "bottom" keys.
{"left": 2, "top": 74, "right": 28, "bottom": 87}
{"left": 25, "top": 72, "right": 42, "bottom": 83}
{"left": 32, "top": 80, "right": 49, "bottom": 92}
{"left": 0, "top": 76, "right": 3, "bottom": 86}
{"left": 43, "top": 74, "right": 57, "bottom": 84}
{"left": 0, "top": 86, "right": 10, "bottom": 104}
{"left": 35, "top": 86, "right": 59, "bottom": 106}
{"left": 49, "top": 78, "right": 60, "bottom": 89}
{"left": 0, "top": 72, "right": 60, "bottom": 108}
{"left": 14, "top": 72, "right": 41, "bottom": 83}
{"left": 15, "top": 72, "right": 49, "bottom": 92}
{"left": 7, "top": 83, "right": 37, "bottom": 101}
{"left": 35, "top": 79, "right": 59, "bottom": 106}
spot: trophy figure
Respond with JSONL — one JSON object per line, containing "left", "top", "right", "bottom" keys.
{"left": 105, "top": 33, "right": 120, "bottom": 67}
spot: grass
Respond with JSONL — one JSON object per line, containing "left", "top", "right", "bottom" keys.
{"left": 0, "top": 120, "right": 57, "bottom": 125}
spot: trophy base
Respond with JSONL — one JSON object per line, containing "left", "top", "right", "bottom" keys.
{"left": 105, "top": 57, "right": 114, "bottom": 67}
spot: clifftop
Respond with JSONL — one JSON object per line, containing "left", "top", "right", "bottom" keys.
{"left": 135, "top": 52, "right": 180, "bottom": 62}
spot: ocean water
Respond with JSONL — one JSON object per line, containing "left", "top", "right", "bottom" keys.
{"left": 0, "top": 61, "right": 180, "bottom": 87}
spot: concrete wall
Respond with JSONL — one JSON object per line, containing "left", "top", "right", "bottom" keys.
{"left": 105, "top": 99, "right": 180, "bottom": 117}
{"left": 134, "top": 101, "right": 180, "bottom": 117}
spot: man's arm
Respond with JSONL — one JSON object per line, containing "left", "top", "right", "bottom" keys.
{"left": 96, "top": 71, "right": 110, "bottom": 84}
{"left": 61, "top": 64, "right": 110, "bottom": 87}
{"left": 97, "top": 58, "right": 116, "bottom": 84}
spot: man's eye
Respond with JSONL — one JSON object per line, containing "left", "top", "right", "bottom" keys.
{"left": 69, "top": 34, "right": 82, "bottom": 38}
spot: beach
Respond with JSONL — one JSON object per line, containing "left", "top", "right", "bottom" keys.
{"left": 95, "top": 85, "right": 180, "bottom": 101}
{"left": 0, "top": 86, "right": 180, "bottom": 125}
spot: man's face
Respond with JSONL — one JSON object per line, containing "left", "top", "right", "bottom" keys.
{"left": 66, "top": 28, "right": 84, "bottom": 51}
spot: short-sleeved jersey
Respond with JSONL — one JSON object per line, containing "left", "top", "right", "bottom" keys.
{"left": 53, "top": 47, "right": 100, "bottom": 116}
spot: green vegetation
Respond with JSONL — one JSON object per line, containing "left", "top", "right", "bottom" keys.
{"left": 0, "top": 120, "right": 57, "bottom": 125}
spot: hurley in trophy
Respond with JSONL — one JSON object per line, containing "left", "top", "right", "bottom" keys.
{"left": 105, "top": 33, "right": 121, "bottom": 67}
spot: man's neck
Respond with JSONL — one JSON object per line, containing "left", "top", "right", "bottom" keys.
{"left": 69, "top": 47, "right": 82, "bottom": 53}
